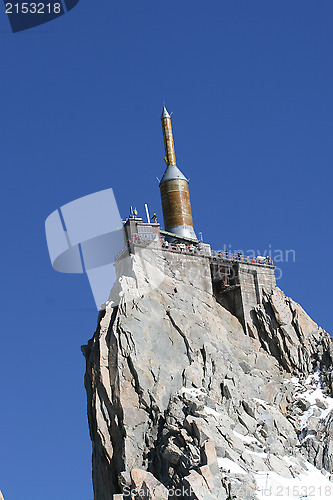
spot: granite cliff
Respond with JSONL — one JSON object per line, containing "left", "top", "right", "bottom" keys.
{"left": 82, "top": 246, "right": 333, "bottom": 499}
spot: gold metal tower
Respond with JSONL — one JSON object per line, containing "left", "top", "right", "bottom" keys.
{"left": 159, "top": 106, "right": 197, "bottom": 241}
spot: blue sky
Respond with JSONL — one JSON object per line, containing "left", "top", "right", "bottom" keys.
{"left": 0, "top": 1, "right": 332, "bottom": 499}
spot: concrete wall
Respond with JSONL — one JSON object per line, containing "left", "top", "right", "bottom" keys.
{"left": 161, "top": 249, "right": 213, "bottom": 295}
{"left": 238, "top": 262, "right": 276, "bottom": 334}
{"left": 238, "top": 262, "right": 276, "bottom": 305}
{"left": 210, "top": 259, "right": 276, "bottom": 334}
{"left": 116, "top": 243, "right": 213, "bottom": 299}
{"left": 123, "top": 218, "right": 160, "bottom": 245}
{"left": 117, "top": 232, "right": 276, "bottom": 335}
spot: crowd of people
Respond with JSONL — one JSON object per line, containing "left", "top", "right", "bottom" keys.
{"left": 127, "top": 236, "right": 273, "bottom": 266}
{"left": 162, "top": 240, "right": 197, "bottom": 253}
{"left": 214, "top": 250, "right": 273, "bottom": 266}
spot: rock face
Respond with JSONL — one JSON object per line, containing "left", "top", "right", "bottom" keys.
{"left": 82, "top": 248, "right": 333, "bottom": 499}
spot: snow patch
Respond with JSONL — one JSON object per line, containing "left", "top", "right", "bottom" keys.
{"left": 253, "top": 397, "right": 271, "bottom": 406}
{"left": 305, "top": 371, "right": 320, "bottom": 385}
{"left": 293, "top": 372, "right": 333, "bottom": 434}
{"left": 204, "top": 406, "right": 221, "bottom": 418}
{"left": 233, "top": 430, "right": 260, "bottom": 445}
{"left": 247, "top": 450, "right": 268, "bottom": 458}
{"left": 217, "top": 457, "right": 247, "bottom": 474}
{"left": 299, "top": 407, "right": 315, "bottom": 430}
{"left": 255, "top": 460, "right": 333, "bottom": 499}
{"left": 180, "top": 387, "right": 206, "bottom": 398}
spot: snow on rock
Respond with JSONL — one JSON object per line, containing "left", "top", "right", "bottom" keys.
{"left": 204, "top": 406, "right": 221, "bottom": 418}
{"left": 233, "top": 430, "right": 260, "bottom": 445}
{"left": 180, "top": 387, "right": 206, "bottom": 398}
{"left": 247, "top": 450, "right": 268, "bottom": 458}
{"left": 217, "top": 457, "right": 247, "bottom": 474}
{"left": 255, "top": 459, "right": 333, "bottom": 499}
{"left": 291, "top": 371, "right": 333, "bottom": 435}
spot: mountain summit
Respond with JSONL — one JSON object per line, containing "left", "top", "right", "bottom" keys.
{"left": 82, "top": 243, "right": 333, "bottom": 499}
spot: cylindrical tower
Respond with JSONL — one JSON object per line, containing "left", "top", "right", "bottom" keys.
{"left": 159, "top": 106, "right": 197, "bottom": 241}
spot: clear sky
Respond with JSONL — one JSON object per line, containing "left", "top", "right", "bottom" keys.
{"left": 0, "top": 1, "right": 332, "bottom": 499}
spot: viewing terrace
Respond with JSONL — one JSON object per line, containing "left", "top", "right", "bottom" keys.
{"left": 115, "top": 234, "right": 275, "bottom": 269}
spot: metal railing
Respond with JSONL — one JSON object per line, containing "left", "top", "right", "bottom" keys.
{"left": 210, "top": 251, "right": 274, "bottom": 267}
{"left": 115, "top": 239, "right": 274, "bottom": 268}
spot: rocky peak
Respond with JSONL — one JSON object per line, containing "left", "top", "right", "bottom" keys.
{"left": 82, "top": 248, "right": 333, "bottom": 499}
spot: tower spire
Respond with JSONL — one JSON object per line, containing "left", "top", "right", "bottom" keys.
{"left": 161, "top": 106, "right": 176, "bottom": 167}
{"left": 159, "top": 106, "right": 197, "bottom": 242}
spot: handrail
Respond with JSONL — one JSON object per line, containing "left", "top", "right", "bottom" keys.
{"left": 210, "top": 250, "right": 274, "bottom": 266}
{"left": 115, "top": 240, "right": 274, "bottom": 268}
{"left": 114, "top": 247, "right": 128, "bottom": 261}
